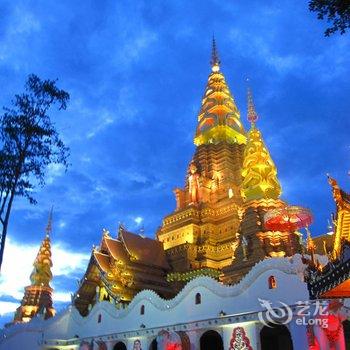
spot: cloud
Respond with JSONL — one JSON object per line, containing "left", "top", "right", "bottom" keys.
{"left": 0, "top": 5, "right": 41, "bottom": 65}
{"left": 0, "top": 237, "right": 89, "bottom": 303}
{"left": 10, "top": 6, "right": 41, "bottom": 35}
{"left": 0, "top": 301, "right": 18, "bottom": 316}
{"left": 121, "top": 30, "right": 158, "bottom": 64}
{"left": 133, "top": 216, "right": 143, "bottom": 225}
{"left": 46, "top": 163, "right": 66, "bottom": 184}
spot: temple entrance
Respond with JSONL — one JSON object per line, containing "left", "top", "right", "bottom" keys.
{"left": 343, "top": 320, "right": 350, "bottom": 349}
{"left": 200, "top": 330, "right": 223, "bottom": 350}
{"left": 97, "top": 342, "right": 107, "bottom": 350}
{"left": 149, "top": 338, "right": 157, "bottom": 350}
{"left": 260, "top": 325, "right": 293, "bottom": 350}
{"left": 113, "top": 341, "right": 127, "bottom": 350}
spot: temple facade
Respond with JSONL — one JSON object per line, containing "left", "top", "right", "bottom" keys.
{"left": 1, "top": 40, "right": 350, "bottom": 350}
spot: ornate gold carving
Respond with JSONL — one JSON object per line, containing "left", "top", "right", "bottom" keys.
{"left": 241, "top": 125, "right": 281, "bottom": 201}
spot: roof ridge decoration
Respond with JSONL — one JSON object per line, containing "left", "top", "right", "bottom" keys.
{"left": 118, "top": 225, "right": 170, "bottom": 269}
{"left": 241, "top": 87, "right": 282, "bottom": 201}
{"left": 194, "top": 39, "right": 246, "bottom": 146}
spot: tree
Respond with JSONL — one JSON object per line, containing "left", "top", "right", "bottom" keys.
{"left": 0, "top": 74, "right": 70, "bottom": 271}
{"left": 309, "top": 0, "right": 350, "bottom": 36}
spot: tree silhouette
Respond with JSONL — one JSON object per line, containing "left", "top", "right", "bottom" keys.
{"left": 0, "top": 74, "right": 70, "bottom": 271}
{"left": 309, "top": 0, "right": 350, "bottom": 36}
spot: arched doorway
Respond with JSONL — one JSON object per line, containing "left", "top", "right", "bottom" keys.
{"left": 343, "top": 320, "right": 350, "bottom": 349}
{"left": 149, "top": 338, "right": 157, "bottom": 350}
{"left": 97, "top": 341, "right": 107, "bottom": 350}
{"left": 177, "top": 331, "right": 190, "bottom": 350}
{"left": 200, "top": 330, "right": 223, "bottom": 350}
{"left": 113, "top": 341, "right": 127, "bottom": 350}
{"left": 260, "top": 325, "right": 293, "bottom": 350}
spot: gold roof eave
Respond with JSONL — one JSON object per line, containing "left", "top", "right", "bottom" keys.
{"left": 194, "top": 125, "right": 247, "bottom": 146}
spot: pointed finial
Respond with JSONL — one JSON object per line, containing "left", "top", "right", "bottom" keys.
{"left": 210, "top": 36, "right": 220, "bottom": 72}
{"left": 45, "top": 206, "right": 53, "bottom": 237}
{"left": 247, "top": 86, "right": 259, "bottom": 125}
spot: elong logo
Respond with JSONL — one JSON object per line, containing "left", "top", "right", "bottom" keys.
{"left": 257, "top": 299, "right": 329, "bottom": 328}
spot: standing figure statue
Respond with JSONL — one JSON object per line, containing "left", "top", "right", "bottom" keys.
{"left": 188, "top": 162, "right": 201, "bottom": 204}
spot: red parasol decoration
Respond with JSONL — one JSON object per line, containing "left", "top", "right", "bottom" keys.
{"left": 264, "top": 205, "right": 313, "bottom": 231}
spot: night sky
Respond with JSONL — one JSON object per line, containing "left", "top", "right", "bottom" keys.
{"left": 0, "top": 0, "right": 350, "bottom": 326}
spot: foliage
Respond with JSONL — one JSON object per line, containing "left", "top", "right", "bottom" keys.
{"left": 309, "top": 0, "right": 350, "bottom": 36}
{"left": 0, "top": 74, "right": 70, "bottom": 270}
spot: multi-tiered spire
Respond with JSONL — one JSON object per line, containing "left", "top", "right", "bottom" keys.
{"left": 241, "top": 88, "right": 282, "bottom": 201}
{"left": 194, "top": 39, "right": 246, "bottom": 146}
{"left": 14, "top": 209, "right": 55, "bottom": 323}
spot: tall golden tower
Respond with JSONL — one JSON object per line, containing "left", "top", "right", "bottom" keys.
{"left": 14, "top": 210, "right": 55, "bottom": 323}
{"left": 72, "top": 40, "right": 304, "bottom": 313}
{"left": 157, "top": 39, "right": 248, "bottom": 278}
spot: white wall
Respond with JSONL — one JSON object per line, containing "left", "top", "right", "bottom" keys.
{"left": 0, "top": 256, "right": 311, "bottom": 350}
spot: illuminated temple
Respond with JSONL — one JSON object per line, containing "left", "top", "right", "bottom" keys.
{"left": 2, "top": 40, "right": 350, "bottom": 350}
{"left": 73, "top": 41, "right": 301, "bottom": 317}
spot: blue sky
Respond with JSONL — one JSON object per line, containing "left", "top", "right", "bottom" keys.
{"left": 0, "top": 0, "right": 350, "bottom": 326}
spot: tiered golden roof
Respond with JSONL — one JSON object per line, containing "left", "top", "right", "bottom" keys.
{"left": 74, "top": 227, "right": 172, "bottom": 315}
{"left": 194, "top": 39, "right": 246, "bottom": 146}
{"left": 29, "top": 234, "right": 53, "bottom": 287}
{"left": 241, "top": 89, "right": 281, "bottom": 201}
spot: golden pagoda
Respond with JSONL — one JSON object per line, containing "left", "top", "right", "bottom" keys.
{"left": 241, "top": 89, "right": 281, "bottom": 201}
{"left": 156, "top": 43, "right": 299, "bottom": 284}
{"left": 14, "top": 210, "right": 55, "bottom": 323}
{"left": 73, "top": 40, "right": 303, "bottom": 314}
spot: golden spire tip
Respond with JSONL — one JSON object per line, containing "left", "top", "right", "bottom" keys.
{"left": 45, "top": 206, "right": 53, "bottom": 237}
{"left": 210, "top": 35, "right": 220, "bottom": 72}
{"left": 247, "top": 87, "right": 258, "bottom": 125}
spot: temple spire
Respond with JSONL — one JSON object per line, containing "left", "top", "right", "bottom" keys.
{"left": 14, "top": 211, "right": 55, "bottom": 323}
{"left": 29, "top": 232, "right": 53, "bottom": 287}
{"left": 210, "top": 36, "right": 220, "bottom": 72}
{"left": 45, "top": 206, "right": 53, "bottom": 237}
{"left": 241, "top": 89, "right": 282, "bottom": 201}
{"left": 247, "top": 87, "right": 259, "bottom": 125}
{"left": 194, "top": 38, "right": 246, "bottom": 146}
